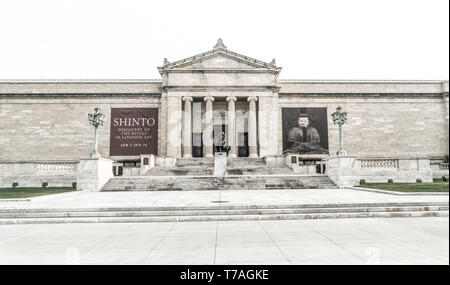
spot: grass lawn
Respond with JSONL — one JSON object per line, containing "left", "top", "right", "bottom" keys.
{"left": 0, "top": 187, "right": 76, "bottom": 199}
{"left": 359, "top": 179, "right": 449, "bottom": 192}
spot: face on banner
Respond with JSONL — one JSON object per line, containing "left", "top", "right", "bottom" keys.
{"left": 110, "top": 108, "right": 158, "bottom": 156}
{"left": 282, "top": 108, "right": 329, "bottom": 154}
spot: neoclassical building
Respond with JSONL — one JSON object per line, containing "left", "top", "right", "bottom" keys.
{"left": 0, "top": 39, "right": 448, "bottom": 189}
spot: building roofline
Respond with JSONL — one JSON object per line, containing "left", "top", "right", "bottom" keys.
{"left": 0, "top": 79, "right": 447, "bottom": 84}
{"left": 277, "top": 79, "right": 448, "bottom": 84}
{"left": 0, "top": 79, "right": 162, "bottom": 83}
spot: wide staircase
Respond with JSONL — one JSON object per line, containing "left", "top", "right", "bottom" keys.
{"left": 101, "top": 157, "right": 338, "bottom": 191}
{"left": 144, "top": 157, "right": 295, "bottom": 176}
{"left": 1, "top": 202, "right": 447, "bottom": 224}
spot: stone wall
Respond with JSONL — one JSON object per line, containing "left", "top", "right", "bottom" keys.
{"left": 0, "top": 95, "right": 160, "bottom": 161}
{"left": 277, "top": 94, "right": 448, "bottom": 158}
{"left": 0, "top": 80, "right": 448, "bottom": 163}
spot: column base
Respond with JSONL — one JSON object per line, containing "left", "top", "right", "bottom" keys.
{"left": 182, "top": 146, "right": 192, "bottom": 158}
{"left": 249, "top": 153, "right": 259, "bottom": 158}
{"left": 228, "top": 153, "right": 237, "bottom": 158}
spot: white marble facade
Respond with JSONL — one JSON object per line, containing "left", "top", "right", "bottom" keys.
{"left": 0, "top": 39, "right": 448, "bottom": 186}
{"left": 158, "top": 39, "right": 281, "bottom": 159}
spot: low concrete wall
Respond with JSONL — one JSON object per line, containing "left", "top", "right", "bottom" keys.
{"left": 431, "top": 162, "right": 449, "bottom": 179}
{"left": 356, "top": 158, "right": 433, "bottom": 183}
{"left": 0, "top": 161, "right": 78, "bottom": 188}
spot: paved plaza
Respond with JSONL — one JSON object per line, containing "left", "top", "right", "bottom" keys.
{"left": 0, "top": 217, "right": 447, "bottom": 265}
{"left": 0, "top": 190, "right": 448, "bottom": 264}
{"left": 0, "top": 189, "right": 448, "bottom": 209}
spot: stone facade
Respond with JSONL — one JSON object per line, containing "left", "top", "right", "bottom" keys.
{"left": 0, "top": 40, "right": 448, "bottom": 187}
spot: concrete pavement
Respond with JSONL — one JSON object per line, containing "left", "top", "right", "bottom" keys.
{"left": 0, "top": 189, "right": 448, "bottom": 210}
{"left": 0, "top": 217, "right": 448, "bottom": 265}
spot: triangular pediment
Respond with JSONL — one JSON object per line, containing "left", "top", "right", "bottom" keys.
{"left": 158, "top": 39, "right": 280, "bottom": 74}
{"left": 176, "top": 53, "right": 264, "bottom": 69}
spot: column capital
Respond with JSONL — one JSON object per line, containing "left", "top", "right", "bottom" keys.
{"left": 182, "top": 96, "right": 193, "bottom": 102}
{"left": 247, "top": 96, "right": 259, "bottom": 102}
{"left": 226, "top": 96, "right": 237, "bottom": 103}
{"left": 204, "top": 96, "right": 215, "bottom": 102}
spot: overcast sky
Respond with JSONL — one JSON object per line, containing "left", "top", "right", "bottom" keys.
{"left": 0, "top": 0, "right": 448, "bottom": 80}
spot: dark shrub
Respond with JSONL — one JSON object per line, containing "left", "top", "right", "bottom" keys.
{"left": 42, "top": 182, "right": 48, "bottom": 188}
{"left": 12, "top": 182, "right": 18, "bottom": 188}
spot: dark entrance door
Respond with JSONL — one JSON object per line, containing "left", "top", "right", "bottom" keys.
{"left": 213, "top": 125, "right": 228, "bottom": 153}
{"left": 192, "top": 132, "right": 203, "bottom": 157}
{"left": 238, "top": 132, "right": 249, "bottom": 157}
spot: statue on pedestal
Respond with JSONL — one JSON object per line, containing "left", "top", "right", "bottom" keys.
{"left": 215, "top": 131, "right": 231, "bottom": 155}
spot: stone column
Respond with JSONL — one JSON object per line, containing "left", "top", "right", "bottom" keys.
{"left": 442, "top": 82, "right": 449, "bottom": 155}
{"left": 203, "top": 96, "right": 215, "bottom": 158}
{"left": 226, "top": 96, "right": 237, "bottom": 157}
{"left": 166, "top": 95, "right": 182, "bottom": 158}
{"left": 182, "top": 96, "right": 193, "bottom": 158}
{"left": 258, "top": 95, "right": 279, "bottom": 157}
{"left": 247, "top": 96, "right": 259, "bottom": 158}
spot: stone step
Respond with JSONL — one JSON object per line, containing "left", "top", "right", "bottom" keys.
{"left": 0, "top": 206, "right": 447, "bottom": 219}
{"left": 0, "top": 202, "right": 447, "bottom": 224}
{"left": 101, "top": 175, "right": 338, "bottom": 191}
{"left": 148, "top": 157, "right": 280, "bottom": 176}
{"left": 175, "top": 158, "right": 214, "bottom": 167}
{"left": 1, "top": 211, "right": 447, "bottom": 225}
{"left": 2, "top": 202, "right": 446, "bottom": 212}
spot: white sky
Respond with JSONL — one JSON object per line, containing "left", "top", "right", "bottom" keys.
{"left": 0, "top": 0, "right": 448, "bottom": 80}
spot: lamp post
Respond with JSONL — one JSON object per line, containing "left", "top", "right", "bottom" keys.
{"left": 88, "top": 107, "right": 105, "bottom": 158}
{"left": 331, "top": 105, "right": 348, "bottom": 156}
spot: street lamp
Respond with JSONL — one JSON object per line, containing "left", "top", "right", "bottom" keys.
{"left": 331, "top": 105, "right": 348, "bottom": 156}
{"left": 88, "top": 107, "right": 105, "bottom": 158}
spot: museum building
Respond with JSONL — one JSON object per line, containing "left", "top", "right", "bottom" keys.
{"left": 0, "top": 39, "right": 449, "bottom": 190}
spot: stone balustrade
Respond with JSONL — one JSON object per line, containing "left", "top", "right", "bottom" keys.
{"left": 0, "top": 161, "right": 78, "bottom": 188}
{"left": 439, "top": 163, "right": 449, "bottom": 171}
{"left": 360, "top": 159, "right": 398, "bottom": 170}
{"left": 36, "top": 162, "right": 77, "bottom": 174}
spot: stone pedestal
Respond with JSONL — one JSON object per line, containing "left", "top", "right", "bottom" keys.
{"left": 325, "top": 156, "right": 358, "bottom": 188}
{"left": 214, "top": 152, "right": 227, "bottom": 177}
{"left": 140, "top": 154, "right": 155, "bottom": 175}
{"left": 285, "top": 154, "right": 328, "bottom": 174}
{"left": 76, "top": 158, "right": 114, "bottom": 191}
{"left": 155, "top": 156, "right": 177, "bottom": 167}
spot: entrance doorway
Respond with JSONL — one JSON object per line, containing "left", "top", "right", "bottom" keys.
{"left": 213, "top": 124, "right": 228, "bottom": 153}
{"left": 192, "top": 132, "right": 203, "bottom": 157}
{"left": 238, "top": 132, "right": 249, "bottom": 157}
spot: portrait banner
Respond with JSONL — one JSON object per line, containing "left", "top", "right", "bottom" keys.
{"left": 282, "top": 108, "right": 329, "bottom": 154}
{"left": 110, "top": 108, "right": 158, "bottom": 156}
